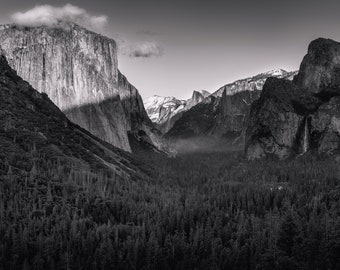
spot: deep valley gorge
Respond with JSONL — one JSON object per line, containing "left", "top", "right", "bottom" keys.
{"left": 1, "top": 2, "right": 340, "bottom": 270}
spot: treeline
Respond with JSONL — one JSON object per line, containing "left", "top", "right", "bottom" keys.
{"left": 0, "top": 151, "right": 340, "bottom": 269}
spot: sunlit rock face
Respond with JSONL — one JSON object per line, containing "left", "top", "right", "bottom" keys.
{"left": 0, "top": 22, "right": 119, "bottom": 110}
{"left": 0, "top": 48, "right": 146, "bottom": 179}
{"left": 0, "top": 22, "right": 166, "bottom": 153}
{"left": 245, "top": 38, "right": 340, "bottom": 159}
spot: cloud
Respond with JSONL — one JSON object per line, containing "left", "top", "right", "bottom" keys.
{"left": 127, "top": 41, "right": 164, "bottom": 58}
{"left": 10, "top": 4, "right": 108, "bottom": 31}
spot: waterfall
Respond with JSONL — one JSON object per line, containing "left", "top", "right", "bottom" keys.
{"left": 302, "top": 117, "right": 309, "bottom": 153}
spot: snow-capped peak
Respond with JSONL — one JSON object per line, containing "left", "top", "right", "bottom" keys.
{"left": 265, "top": 68, "right": 287, "bottom": 76}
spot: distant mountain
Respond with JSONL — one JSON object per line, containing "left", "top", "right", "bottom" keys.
{"left": 165, "top": 69, "right": 298, "bottom": 150}
{"left": 0, "top": 22, "right": 170, "bottom": 155}
{"left": 212, "top": 68, "right": 298, "bottom": 97}
{"left": 0, "top": 49, "right": 146, "bottom": 179}
{"left": 144, "top": 90, "right": 210, "bottom": 133}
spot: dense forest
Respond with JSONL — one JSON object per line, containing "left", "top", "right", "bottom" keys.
{"left": 1, "top": 149, "right": 340, "bottom": 270}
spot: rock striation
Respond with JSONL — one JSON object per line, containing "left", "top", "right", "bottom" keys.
{"left": 245, "top": 38, "right": 340, "bottom": 159}
{"left": 0, "top": 49, "right": 146, "bottom": 179}
{"left": 0, "top": 22, "right": 166, "bottom": 153}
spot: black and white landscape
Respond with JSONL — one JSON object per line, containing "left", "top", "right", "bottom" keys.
{"left": 1, "top": 1, "right": 340, "bottom": 270}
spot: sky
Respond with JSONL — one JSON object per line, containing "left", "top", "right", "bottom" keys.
{"left": 2, "top": 0, "right": 340, "bottom": 99}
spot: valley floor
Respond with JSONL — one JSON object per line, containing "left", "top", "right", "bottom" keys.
{"left": 1, "top": 149, "right": 340, "bottom": 270}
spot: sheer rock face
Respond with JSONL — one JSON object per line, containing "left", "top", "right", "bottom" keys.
{"left": 0, "top": 23, "right": 119, "bottom": 110}
{"left": 310, "top": 96, "right": 340, "bottom": 154}
{"left": 118, "top": 70, "right": 153, "bottom": 131}
{"left": 0, "top": 49, "right": 146, "bottom": 179}
{"left": 211, "top": 89, "right": 261, "bottom": 140}
{"left": 294, "top": 38, "right": 340, "bottom": 95}
{"left": 118, "top": 71, "right": 173, "bottom": 155}
{"left": 245, "top": 38, "right": 340, "bottom": 159}
{"left": 0, "top": 22, "right": 164, "bottom": 153}
{"left": 245, "top": 78, "right": 304, "bottom": 159}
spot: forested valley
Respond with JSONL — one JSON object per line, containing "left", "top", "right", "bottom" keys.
{"left": 1, "top": 148, "right": 340, "bottom": 270}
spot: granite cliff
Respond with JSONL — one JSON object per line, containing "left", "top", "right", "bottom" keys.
{"left": 0, "top": 48, "right": 146, "bottom": 179}
{"left": 0, "top": 22, "right": 166, "bottom": 153}
{"left": 245, "top": 38, "right": 340, "bottom": 159}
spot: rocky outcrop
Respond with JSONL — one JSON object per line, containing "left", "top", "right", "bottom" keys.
{"left": 0, "top": 22, "right": 166, "bottom": 154}
{"left": 245, "top": 38, "right": 340, "bottom": 159}
{"left": 0, "top": 49, "right": 146, "bottom": 179}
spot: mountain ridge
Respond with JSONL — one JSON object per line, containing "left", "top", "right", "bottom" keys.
{"left": 145, "top": 69, "right": 297, "bottom": 141}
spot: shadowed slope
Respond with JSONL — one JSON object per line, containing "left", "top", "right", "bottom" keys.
{"left": 0, "top": 49, "right": 147, "bottom": 179}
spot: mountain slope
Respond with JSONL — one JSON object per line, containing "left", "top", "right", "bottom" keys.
{"left": 0, "top": 48, "right": 146, "bottom": 179}
{"left": 0, "top": 22, "right": 166, "bottom": 154}
{"left": 166, "top": 69, "right": 297, "bottom": 147}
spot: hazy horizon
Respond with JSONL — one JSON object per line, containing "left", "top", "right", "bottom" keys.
{"left": 1, "top": 0, "right": 340, "bottom": 99}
